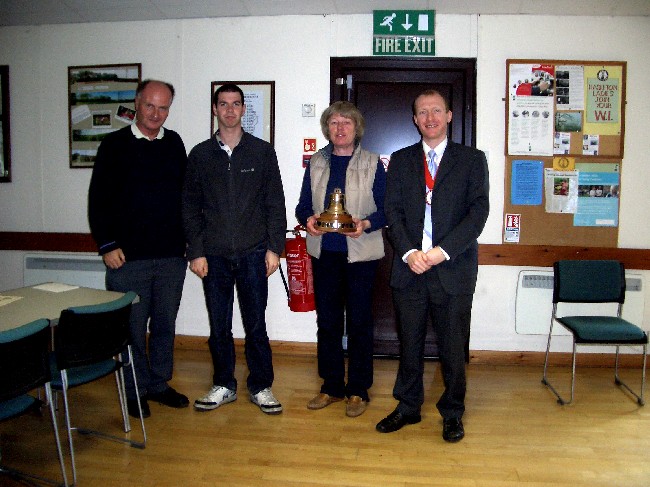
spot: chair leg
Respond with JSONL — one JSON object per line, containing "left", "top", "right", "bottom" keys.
{"left": 614, "top": 344, "right": 647, "bottom": 406}
{"left": 115, "top": 368, "right": 131, "bottom": 433}
{"left": 45, "top": 383, "right": 70, "bottom": 487}
{"left": 567, "top": 343, "right": 577, "bottom": 405}
{"left": 542, "top": 322, "right": 553, "bottom": 384}
{"left": 59, "top": 372, "right": 78, "bottom": 486}
{"left": 541, "top": 318, "right": 573, "bottom": 405}
{"left": 125, "top": 347, "right": 146, "bottom": 448}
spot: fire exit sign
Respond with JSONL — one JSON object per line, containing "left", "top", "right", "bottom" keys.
{"left": 373, "top": 10, "right": 435, "bottom": 56}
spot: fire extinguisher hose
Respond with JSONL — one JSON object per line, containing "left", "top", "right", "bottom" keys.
{"left": 278, "top": 228, "right": 297, "bottom": 300}
{"left": 279, "top": 260, "right": 290, "bottom": 300}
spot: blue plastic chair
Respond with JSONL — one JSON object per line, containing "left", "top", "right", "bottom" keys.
{"left": 50, "top": 291, "right": 145, "bottom": 485}
{"left": 1, "top": 318, "right": 68, "bottom": 486}
{"left": 542, "top": 260, "right": 648, "bottom": 405}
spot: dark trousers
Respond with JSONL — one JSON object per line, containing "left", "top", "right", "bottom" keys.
{"left": 392, "top": 270, "right": 473, "bottom": 419}
{"left": 312, "top": 250, "right": 379, "bottom": 401}
{"left": 203, "top": 244, "right": 274, "bottom": 395}
{"left": 106, "top": 257, "right": 186, "bottom": 399}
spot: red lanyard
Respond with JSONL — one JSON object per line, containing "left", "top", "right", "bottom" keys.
{"left": 423, "top": 152, "right": 436, "bottom": 190}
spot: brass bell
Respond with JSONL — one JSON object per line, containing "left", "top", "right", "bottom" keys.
{"left": 316, "top": 188, "right": 356, "bottom": 233}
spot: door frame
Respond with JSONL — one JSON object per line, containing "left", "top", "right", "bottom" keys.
{"left": 330, "top": 56, "right": 477, "bottom": 147}
{"left": 330, "top": 56, "right": 477, "bottom": 358}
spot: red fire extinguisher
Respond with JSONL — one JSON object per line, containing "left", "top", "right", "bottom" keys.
{"left": 280, "top": 225, "right": 315, "bottom": 312}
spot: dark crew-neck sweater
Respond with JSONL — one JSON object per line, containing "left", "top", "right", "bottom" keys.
{"left": 88, "top": 125, "right": 187, "bottom": 261}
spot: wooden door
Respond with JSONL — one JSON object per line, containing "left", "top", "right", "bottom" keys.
{"left": 330, "top": 57, "right": 477, "bottom": 357}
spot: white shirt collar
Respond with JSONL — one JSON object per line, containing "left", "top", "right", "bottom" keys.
{"left": 422, "top": 138, "right": 448, "bottom": 159}
{"left": 131, "top": 123, "right": 165, "bottom": 140}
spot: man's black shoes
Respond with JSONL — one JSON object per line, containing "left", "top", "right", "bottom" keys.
{"left": 127, "top": 397, "right": 150, "bottom": 419}
{"left": 148, "top": 387, "right": 190, "bottom": 408}
{"left": 442, "top": 417, "right": 464, "bottom": 443}
{"left": 127, "top": 388, "right": 188, "bottom": 418}
{"left": 376, "top": 409, "right": 421, "bottom": 433}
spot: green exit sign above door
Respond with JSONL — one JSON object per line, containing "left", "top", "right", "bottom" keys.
{"left": 373, "top": 10, "right": 435, "bottom": 56}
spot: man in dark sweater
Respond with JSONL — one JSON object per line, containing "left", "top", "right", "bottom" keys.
{"left": 88, "top": 79, "right": 189, "bottom": 418}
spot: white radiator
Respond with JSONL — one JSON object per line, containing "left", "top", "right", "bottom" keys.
{"left": 23, "top": 253, "right": 106, "bottom": 290}
{"left": 515, "top": 269, "right": 645, "bottom": 336}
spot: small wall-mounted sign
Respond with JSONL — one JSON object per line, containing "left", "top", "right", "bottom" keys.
{"left": 303, "top": 138, "right": 317, "bottom": 153}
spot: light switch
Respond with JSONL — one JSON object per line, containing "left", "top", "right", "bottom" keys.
{"left": 302, "top": 103, "right": 315, "bottom": 117}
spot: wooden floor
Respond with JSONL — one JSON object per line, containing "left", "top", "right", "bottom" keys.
{"left": 2, "top": 349, "right": 650, "bottom": 486}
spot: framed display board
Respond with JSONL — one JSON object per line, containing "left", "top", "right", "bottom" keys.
{"left": 503, "top": 59, "right": 626, "bottom": 247}
{"left": 68, "top": 63, "right": 141, "bottom": 168}
{"left": 0, "top": 65, "right": 10, "bottom": 182}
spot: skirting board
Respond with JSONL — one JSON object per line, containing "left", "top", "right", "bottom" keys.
{"left": 174, "top": 335, "right": 647, "bottom": 369}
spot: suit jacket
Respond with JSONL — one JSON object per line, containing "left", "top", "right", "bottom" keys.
{"left": 385, "top": 140, "right": 489, "bottom": 295}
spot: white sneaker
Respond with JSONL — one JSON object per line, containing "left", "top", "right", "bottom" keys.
{"left": 194, "top": 385, "right": 237, "bottom": 411}
{"left": 250, "top": 387, "right": 283, "bottom": 415}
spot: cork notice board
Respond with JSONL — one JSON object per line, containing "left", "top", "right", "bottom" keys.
{"left": 504, "top": 59, "right": 626, "bottom": 247}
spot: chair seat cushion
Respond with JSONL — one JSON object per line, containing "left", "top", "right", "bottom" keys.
{"left": 50, "top": 355, "right": 122, "bottom": 389}
{"left": 558, "top": 315, "right": 648, "bottom": 344}
{"left": 0, "top": 394, "right": 40, "bottom": 421}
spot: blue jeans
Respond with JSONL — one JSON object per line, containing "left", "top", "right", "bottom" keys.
{"left": 312, "top": 250, "right": 379, "bottom": 401}
{"left": 203, "top": 244, "right": 274, "bottom": 395}
{"left": 106, "top": 257, "right": 186, "bottom": 399}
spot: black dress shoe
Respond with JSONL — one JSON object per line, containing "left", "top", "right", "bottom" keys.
{"left": 442, "top": 417, "right": 464, "bottom": 443}
{"left": 376, "top": 409, "right": 421, "bottom": 433}
{"left": 148, "top": 387, "right": 190, "bottom": 408}
{"left": 127, "top": 397, "right": 150, "bottom": 419}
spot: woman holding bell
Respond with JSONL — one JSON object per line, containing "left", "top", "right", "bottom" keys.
{"left": 295, "top": 101, "right": 386, "bottom": 418}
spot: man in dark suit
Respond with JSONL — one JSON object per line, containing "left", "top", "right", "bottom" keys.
{"left": 375, "top": 89, "right": 489, "bottom": 442}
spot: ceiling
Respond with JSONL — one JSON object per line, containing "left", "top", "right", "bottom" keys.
{"left": 1, "top": 0, "right": 649, "bottom": 27}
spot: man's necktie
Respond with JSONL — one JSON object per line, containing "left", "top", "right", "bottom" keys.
{"left": 428, "top": 149, "right": 438, "bottom": 178}
{"left": 424, "top": 149, "right": 437, "bottom": 249}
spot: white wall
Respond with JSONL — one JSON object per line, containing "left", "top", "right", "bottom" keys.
{"left": 1, "top": 13, "right": 649, "bottom": 352}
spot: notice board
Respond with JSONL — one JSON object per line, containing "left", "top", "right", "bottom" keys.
{"left": 503, "top": 59, "right": 626, "bottom": 247}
